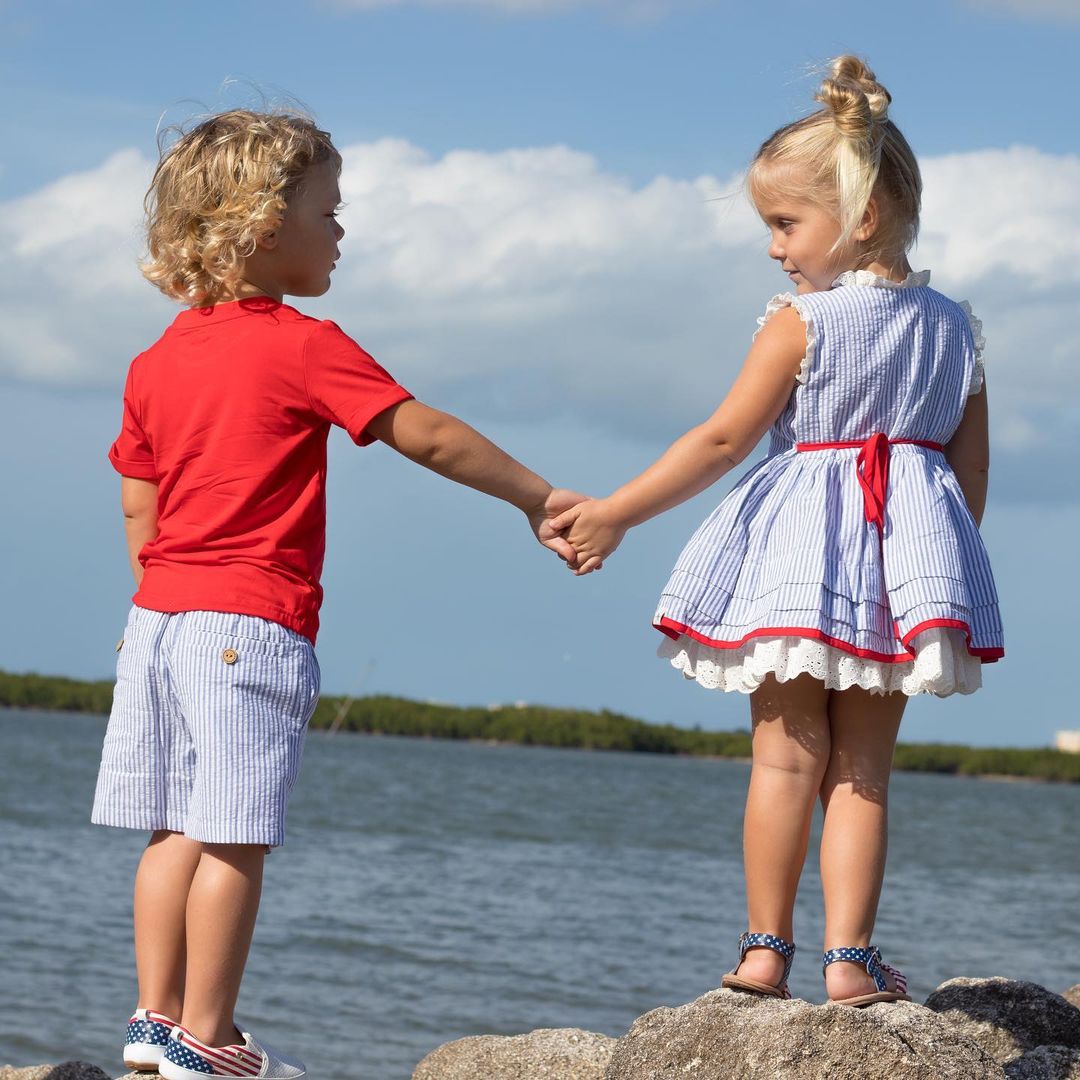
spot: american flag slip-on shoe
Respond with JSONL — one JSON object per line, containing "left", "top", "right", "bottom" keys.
{"left": 124, "top": 1008, "right": 178, "bottom": 1071}
{"left": 159, "top": 1026, "right": 306, "bottom": 1079}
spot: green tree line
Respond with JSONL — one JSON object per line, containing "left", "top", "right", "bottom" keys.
{"left": 2, "top": 668, "right": 1078, "bottom": 782}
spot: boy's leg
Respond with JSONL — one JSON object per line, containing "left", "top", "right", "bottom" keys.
{"left": 181, "top": 843, "right": 267, "bottom": 1048}
{"left": 819, "top": 685, "right": 905, "bottom": 1000}
{"left": 736, "top": 674, "right": 831, "bottom": 986}
{"left": 134, "top": 830, "right": 203, "bottom": 1019}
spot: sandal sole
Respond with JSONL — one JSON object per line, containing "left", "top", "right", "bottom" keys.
{"left": 721, "top": 974, "right": 788, "bottom": 998}
{"left": 831, "top": 991, "right": 911, "bottom": 1007}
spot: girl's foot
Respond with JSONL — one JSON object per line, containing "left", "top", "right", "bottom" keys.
{"left": 733, "top": 946, "right": 788, "bottom": 988}
{"left": 822, "top": 946, "right": 910, "bottom": 1006}
{"left": 721, "top": 932, "right": 796, "bottom": 999}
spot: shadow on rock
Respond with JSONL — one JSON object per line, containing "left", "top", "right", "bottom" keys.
{"left": 926, "top": 978, "right": 1080, "bottom": 1070}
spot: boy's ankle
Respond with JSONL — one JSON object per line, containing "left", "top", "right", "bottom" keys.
{"left": 137, "top": 1001, "right": 182, "bottom": 1022}
{"left": 182, "top": 1017, "right": 244, "bottom": 1048}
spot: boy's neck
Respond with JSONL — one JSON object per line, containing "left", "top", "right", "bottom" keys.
{"left": 215, "top": 278, "right": 283, "bottom": 304}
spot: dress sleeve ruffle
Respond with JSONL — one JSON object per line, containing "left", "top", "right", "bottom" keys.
{"left": 754, "top": 292, "right": 814, "bottom": 385}
{"left": 957, "top": 300, "right": 986, "bottom": 396}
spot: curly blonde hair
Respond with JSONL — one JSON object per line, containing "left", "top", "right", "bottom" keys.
{"left": 748, "top": 56, "right": 922, "bottom": 263}
{"left": 142, "top": 109, "right": 342, "bottom": 306}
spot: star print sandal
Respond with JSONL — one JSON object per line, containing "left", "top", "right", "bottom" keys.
{"left": 721, "top": 931, "right": 796, "bottom": 999}
{"left": 823, "top": 944, "right": 911, "bottom": 1006}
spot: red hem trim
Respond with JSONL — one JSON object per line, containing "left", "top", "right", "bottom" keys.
{"left": 654, "top": 616, "right": 1003, "bottom": 664}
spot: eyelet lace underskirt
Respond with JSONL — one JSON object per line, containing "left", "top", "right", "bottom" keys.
{"left": 658, "top": 626, "right": 982, "bottom": 697}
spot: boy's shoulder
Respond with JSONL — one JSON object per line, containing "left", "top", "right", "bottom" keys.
{"left": 137, "top": 300, "right": 353, "bottom": 362}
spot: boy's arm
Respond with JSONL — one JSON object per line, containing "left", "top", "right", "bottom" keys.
{"left": 944, "top": 384, "right": 989, "bottom": 527}
{"left": 121, "top": 476, "right": 159, "bottom": 587}
{"left": 365, "top": 400, "right": 584, "bottom": 561}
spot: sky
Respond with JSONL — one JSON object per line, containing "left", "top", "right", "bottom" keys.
{"left": 1, "top": 0, "right": 1078, "bottom": 748}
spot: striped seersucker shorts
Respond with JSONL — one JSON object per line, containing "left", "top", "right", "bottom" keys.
{"left": 91, "top": 605, "right": 321, "bottom": 846}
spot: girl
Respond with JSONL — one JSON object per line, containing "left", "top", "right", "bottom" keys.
{"left": 552, "top": 56, "right": 1003, "bottom": 1006}
{"left": 93, "top": 110, "right": 582, "bottom": 1079}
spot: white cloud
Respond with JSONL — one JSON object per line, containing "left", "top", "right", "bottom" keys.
{"left": 1, "top": 138, "right": 1077, "bottom": 497}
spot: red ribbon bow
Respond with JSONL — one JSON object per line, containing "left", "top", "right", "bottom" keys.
{"left": 796, "top": 435, "right": 944, "bottom": 533}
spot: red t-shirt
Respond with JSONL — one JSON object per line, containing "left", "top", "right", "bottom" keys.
{"left": 109, "top": 298, "right": 413, "bottom": 642}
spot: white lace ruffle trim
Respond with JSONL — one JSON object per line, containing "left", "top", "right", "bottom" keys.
{"left": 958, "top": 300, "right": 986, "bottom": 396}
{"left": 657, "top": 626, "right": 983, "bottom": 697}
{"left": 755, "top": 293, "right": 815, "bottom": 385}
{"left": 831, "top": 268, "right": 932, "bottom": 290}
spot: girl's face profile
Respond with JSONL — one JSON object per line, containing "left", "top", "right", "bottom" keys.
{"left": 755, "top": 187, "right": 858, "bottom": 295}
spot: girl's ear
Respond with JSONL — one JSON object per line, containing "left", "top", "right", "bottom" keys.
{"left": 854, "top": 198, "right": 879, "bottom": 243}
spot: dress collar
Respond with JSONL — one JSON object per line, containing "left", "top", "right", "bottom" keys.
{"left": 831, "top": 268, "right": 931, "bottom": 290}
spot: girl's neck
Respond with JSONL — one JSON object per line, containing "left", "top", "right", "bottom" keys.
{"left": 853, "top": 254, "right": 913, "bottom": 284}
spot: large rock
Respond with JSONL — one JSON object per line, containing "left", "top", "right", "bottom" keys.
{"left": 926, "top": 979, "right": 1080, "bottom": 1066}
{"left": 412, "top": 1027, "right": 615, "bottom": 1080}
{"left": 0, "top": 1067, "right": 111, "bottom": 1080}
{"left": 603, "top": 988, "right": 1003, "bottom": 1080}
{"left": 1005, "top": 1046, "right": 1080, "bottom": 1080}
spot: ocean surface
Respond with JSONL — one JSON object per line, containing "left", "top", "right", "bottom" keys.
{"left": 1, "top": 707, "right": 1078, "bottom": 1078}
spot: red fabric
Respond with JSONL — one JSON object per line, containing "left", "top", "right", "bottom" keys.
{"left": 109, "top": 298, "right": 413, "bottom": 642}
{"left": 795, "top": 436, "right": 944, "bottom": 532}
{"left": 655, "top": 616, "right": 1003, "bottom": 663}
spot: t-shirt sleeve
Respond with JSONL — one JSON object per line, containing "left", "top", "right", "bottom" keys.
{"left": 108, "top": 364, "right": 159, "bottom": 479}
{"left": 303, "top": 321, "right": 413, "bottom": 446}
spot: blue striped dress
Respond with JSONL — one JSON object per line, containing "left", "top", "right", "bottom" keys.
{"left": 654, "top": 269, "right": 1004, "bottom": 697}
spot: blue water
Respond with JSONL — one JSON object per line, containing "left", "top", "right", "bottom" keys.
{"left": 1, "top": 708, "right": 1077, "bottom": 1078}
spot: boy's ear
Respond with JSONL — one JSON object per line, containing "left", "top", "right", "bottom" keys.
{"left": 854, "top": 198, "right": 879, "bottom": 242}
{"left": 255, "top": 231, "right": 279, "bottom": 251}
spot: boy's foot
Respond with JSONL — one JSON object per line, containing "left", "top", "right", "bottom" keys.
{"left": 124, "top": 1008, "right": 178, "bottom": 1071}
{"left": 159, "top": 1026, "right": 306, "bottom": 1079}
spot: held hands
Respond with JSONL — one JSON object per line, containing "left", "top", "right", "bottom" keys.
{"left": 527, "top": 487, "right": 591, "bottom": 564}
{"left": 548, "top": 497, "right": 627, "bottom": 576}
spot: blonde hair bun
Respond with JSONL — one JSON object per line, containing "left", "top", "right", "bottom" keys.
{"left": 815, "top": 56, "right": 891, "bottom": 143}
{"left": 747, "top": 55, "right": 921, "bottom": 260}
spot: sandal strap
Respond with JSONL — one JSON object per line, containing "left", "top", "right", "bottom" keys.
{"left": 738, "top": 931, "right": 796, "bottom": 988}
{"left": 821, "top": 945, "right": 899, "bottom": 993}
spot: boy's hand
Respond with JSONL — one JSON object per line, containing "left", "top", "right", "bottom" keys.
{"left": 549, "top": 497, "right": 626, "bottom": 575}
{"left": 527, "top": 488, "right": 590, "bottom": 564}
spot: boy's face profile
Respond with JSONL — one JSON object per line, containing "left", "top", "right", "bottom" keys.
{"left": 248, "top": 158, "right": 344, "bottom": 302}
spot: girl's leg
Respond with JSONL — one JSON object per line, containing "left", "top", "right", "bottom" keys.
{"left": 134, "top": 830, "right": 203, "bottom": 1019}
{"left": 181, "top": 843, "right": 267, "bottom": 1047}
{"left": 735, "top": 674, "right": 831, "bottom": 986}
{"left": 819, "top": 686, "right": 906, "bottom": 1001}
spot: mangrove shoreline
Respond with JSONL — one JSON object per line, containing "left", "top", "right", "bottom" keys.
{"left": 2, "top": 668, "right": 1077, "bottom": 783}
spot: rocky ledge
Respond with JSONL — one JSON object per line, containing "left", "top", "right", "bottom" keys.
{"left": 411, "top": 978, "right": 1080, "bottom": 1080}
{"left": 6, "top": 978, "right": 1079, "bottom": 1080}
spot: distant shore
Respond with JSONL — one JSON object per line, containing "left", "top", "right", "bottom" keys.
{"left": 2, "top": 668, "right": 1078, "bottom": 783}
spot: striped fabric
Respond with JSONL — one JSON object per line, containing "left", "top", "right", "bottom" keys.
{"left": 654, "top": 271, "right": 1003, "bottom": 690}
{"left": 92, "top": 606, "right": 320, "bottom": 846}
{"left": 165, "top": 1028, "right": 264, "bottom": 1076}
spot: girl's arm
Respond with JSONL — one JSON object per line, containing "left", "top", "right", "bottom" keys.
{"left": 551, "top": 307, "right": 807, "bottom": 574}
{"left": 944, "top": 384, "right": 989, "bottom": 527}
{"left": 365, "top": 400, "right": 584, "bottom": 561}
{"left": 121, "top": 476, "right": 159, "bottom": 587}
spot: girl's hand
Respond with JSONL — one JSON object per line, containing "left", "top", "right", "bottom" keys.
{"left": 527, "top": 487, "right": 590, "bottom": 564}
{"left": 549, "top": 498, "right": 627, "bottom": 575}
